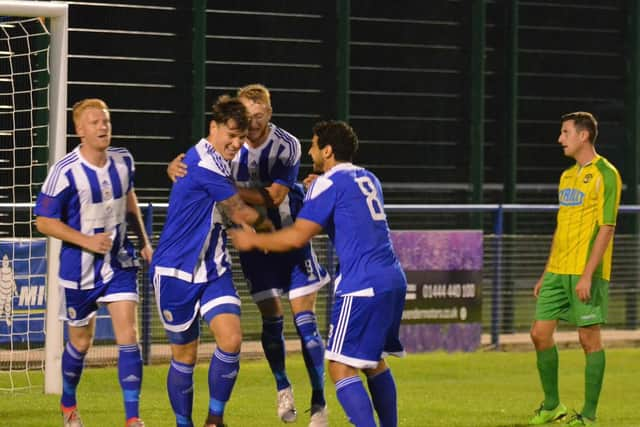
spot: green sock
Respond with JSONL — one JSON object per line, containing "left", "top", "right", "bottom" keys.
{"left": 582, "top": 349, "right": 605, "bottom": 420}
{"left": 536, "top": 345, "right": 559, "bottom": 410}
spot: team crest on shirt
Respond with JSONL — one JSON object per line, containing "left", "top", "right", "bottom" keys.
{"left": 583, "top": 173, "right": 593, "bottom": 184}
{"left": 163, "top": 309, "right": 173, "bottom": 322}
{"left": 68, "top": 307, "right": 77, "bottom": 319}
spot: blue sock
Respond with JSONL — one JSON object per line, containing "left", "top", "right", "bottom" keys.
{"left": 118, "top": 344, "right": 143, "bottom": 422}
{"left": 261, "top": 316, "right": 290, "bottom": 391}
{"left": 335, "top": 376, "right": 376, "bottom": 427}
{"left": 167, "top": 359, "right": 195, "bottom": 427}
{"left": 367, "top": 369, "right": 398, "bottom": 427}
{"left": 294, "top": 310, "right": 326, "bottom": 407}
{"left": 208, "top": 348, "right": 240, "bottom": 419}
{"left": 61, "top": 342, "right": 86, "bottom": 409}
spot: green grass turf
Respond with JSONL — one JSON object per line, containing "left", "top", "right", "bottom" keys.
{"left": 1, "top": 348, "right": 639, "bottom": 426}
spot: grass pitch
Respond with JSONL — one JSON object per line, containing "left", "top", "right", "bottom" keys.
{"left": 1, "top": 348, "right": 639, "bottom": 426}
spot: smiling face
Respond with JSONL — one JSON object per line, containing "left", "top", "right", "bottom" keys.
{"left": 239, "top": 97, "right": 272, "bottom": 146}
{"left": 75, "top": 107, "right": 112, "bottom": 152}
{"left": 558, "top": 119, "right": 587, "bottom": 159}
{"left": 308, "top": 134, "right": 328, "bottom": 172}
{"left": 210, "top": 118, "right": 247, "bottom": 160}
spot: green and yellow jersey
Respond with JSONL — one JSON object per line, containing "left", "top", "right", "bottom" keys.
{"left": 547, "top": 155, "right": 621, "bottom": 280}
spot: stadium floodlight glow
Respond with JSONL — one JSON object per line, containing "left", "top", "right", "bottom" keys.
{"left": 0, "top": 1, "right": 68, "bottom": 395}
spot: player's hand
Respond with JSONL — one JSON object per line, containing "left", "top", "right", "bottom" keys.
{"left": 254, "top": 217, "right": 274, "bottom": 233}
{"left": 86, "top": 232, "right": 113, "bottom": 255}
{"left": 139, "top": 244, "right": 153, "bottom": 263}
{"left": 533, "top": 277, "right": 543, "bottom": 298}
{"left": 575, "top": 276, "right": 592, "bottom": 302}
{"left": 303, "top": 173, "right": 320, "bottom": 190}
{"left": 167, "top": 153, "right": 187, "bottom": 182}
{"left": 228, "top": 222, "right": 257, "bottom": 251}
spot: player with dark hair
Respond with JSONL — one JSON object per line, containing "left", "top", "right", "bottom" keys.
{"left": 528, "top": 112, "right": 621, "bottom": 426}
{"left": 151, "top": 95, "right": 273, "bottom": 427}
{"left": 35, "top": 98, "right": 152, "bottom": 427}
{"left": 230, "top": 120, "right": 407, "bottom": 427}
{"left": 168, "top": 84, "right": 330, "bottom": 426}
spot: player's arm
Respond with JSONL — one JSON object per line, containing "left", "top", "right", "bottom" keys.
{"left": 218, "top": 193, "right": 274, "bottom": 232}
{"left": 167, "top": 153, "right": 187, "bottom": 182}
{"left": 229, "top": 218, "right": 321, "bottom": 253}
{"left": 237, "top": 182, "right": 289, "bottom": 208}
{"left": 35, "top": 216, "right": 113, "bottom": 255}
{"left": 126, "top": 190, "right": 153, "bottom": 263}
{"left": 575, "top": 224, "right": 615, "bottom": 302}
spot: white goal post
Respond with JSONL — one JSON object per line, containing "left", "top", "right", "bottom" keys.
{"left": 0, "top": 1, "right": 68, "bottom": 394}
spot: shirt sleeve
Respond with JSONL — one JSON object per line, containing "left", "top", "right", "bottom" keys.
{"left": 198, "top": 168, "right": 238, "bottom": 202}
{"left": 270, "top": 139, "right": 301, "bottom": 188}
{"left": 599, "top": 166, "right": 621, "bottom": 226}
{"left": 34, "top": 171, "right": 72, "bottom": 219}
{"left": 297, "top": 176, "right": 336, "bottom": 228}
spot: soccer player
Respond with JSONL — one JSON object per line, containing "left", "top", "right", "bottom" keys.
{"left": 151, "top": 95, "right": 273, "bottom": 427}
{"left": 528, "top": 112, "right": 621, "bottom": 426}
{"left": 168, "top": 84, "right": 330, "bottom": 426}
{"left": 34, "top": 99, "right": 152, "bottom": 427}
{"left": 230, "top": 120, "right": 407, "bottom": 427}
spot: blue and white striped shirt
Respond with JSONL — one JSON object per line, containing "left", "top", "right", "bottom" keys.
{"left": 35, "top": 145, "right": 138, "bottom": 290}
{"left": 151, "top": 139, "right": 237, "bottom": 283}
{"left": 230, "top": 124, "right": 305, "bottom": 229}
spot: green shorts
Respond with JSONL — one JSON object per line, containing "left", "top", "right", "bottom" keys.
{"left": 535, "top": 272, "right": 608, "bottom": 327}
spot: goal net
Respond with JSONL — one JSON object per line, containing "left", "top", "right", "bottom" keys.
{"left": 0, "top": 2, "right": 68, "bottom": 394}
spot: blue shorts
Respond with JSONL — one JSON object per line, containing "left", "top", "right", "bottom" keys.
{"left": 240, "top": 243, "right": 330, "bottom": 303}
{"left": 60, "top": 267, "right": 138, "bottom": 327}
{"left": 326, "top": 286, "right": 406, "bottom": 369}
{"left": 152, "top": 267, "right": 241, "bottom": 344}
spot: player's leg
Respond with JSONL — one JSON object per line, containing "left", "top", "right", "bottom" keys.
{"left": 153, "top": 269, "right": 203, "bottom": 427}
{"left": 256, "top": 297, "right": 291, "bottom": 390}
{"left": 362, "top": 286, "right": 406, "bottom": 427}
{"left": 364, "top": 360, "right": 397, "bottom": 427}
{"left": 326, "top": 293, "right": 389, "bottom": 427}
{"left": 329, "top": 361, "right": 376, "bottom": 427}
{"left": 291, "top": 293, "right": 327, "bottom": 421}
{"left": 288, "top": 245, "right": 331, "bottom": 425}
{"left": 59, "top": 286, "right": 102, "bottom": 426}
{"left": 240, "top": 251, "right": 296, "bottom": 422}
{"left": 571, "top": 276, "right": 608, "bottom": 424}
{"left": 62, "top": 320, "right": 94, "bottom": 426}
{"left": 529, "top": 273, "right": 569, "bottom": 424}
{"left": 105, "top": 268, "right": 144, "bottom": 426}
{"left": 201, "top": 272, "right": 242, "bottom": 427}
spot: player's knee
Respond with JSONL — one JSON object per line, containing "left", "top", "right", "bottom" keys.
{"left": 530, "top": 326, "right": 552, "bottom": 348}
{"left": 217, "top": 331, "right": 242, "bottom": 353}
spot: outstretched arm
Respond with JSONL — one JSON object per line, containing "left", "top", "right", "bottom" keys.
{"left": 229, "top": 218, "right": 321, "bottom": 253}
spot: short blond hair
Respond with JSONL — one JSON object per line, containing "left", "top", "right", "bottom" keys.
{"left": 237, "top": 83, "right": 271, "bottom": 107}
{"left": 72, "top": 98, "right": 109, "bottom": 127}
